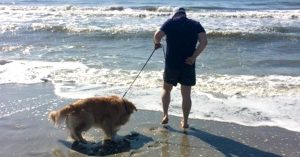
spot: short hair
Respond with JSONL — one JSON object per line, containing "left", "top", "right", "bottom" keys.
{"left": 173, "top": 7, "right": 186, "bottom": 18}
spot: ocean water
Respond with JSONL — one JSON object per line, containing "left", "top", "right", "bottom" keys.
{"left": 1, "top": 0, "right": 300, "bottom": 132}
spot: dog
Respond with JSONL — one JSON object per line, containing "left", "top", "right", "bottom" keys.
{"left": 49, "top": 95, "right": 137, "bottom": 143}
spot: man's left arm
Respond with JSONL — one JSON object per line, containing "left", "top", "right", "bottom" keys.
{"left": 185, "top": 32, "right": 208, "bottom": 65}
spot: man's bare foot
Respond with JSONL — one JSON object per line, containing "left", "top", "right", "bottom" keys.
{"left": 161, "top": 116, "right": 169, "bottom": 124}
{"left": 181, "top": 120, "right": 189, "bottom": 129}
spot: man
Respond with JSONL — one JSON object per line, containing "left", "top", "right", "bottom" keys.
{"left": 153, "top": 7, "right": 207, "bottom": 128}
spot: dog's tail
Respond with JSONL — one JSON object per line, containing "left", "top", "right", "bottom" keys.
{"left": 48, "top": 104, "right": 75, "bottom": 126}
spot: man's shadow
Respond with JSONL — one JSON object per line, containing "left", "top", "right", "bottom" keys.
{"left": 166, "top": 126, "right": 281, "bottom": 157}
{"left": 58, "top": 131, "right": 153, "bottom": 156}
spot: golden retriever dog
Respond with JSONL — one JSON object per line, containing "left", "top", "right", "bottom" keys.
{"left": 49, "top": 95, "right": 137, "bottom": 143}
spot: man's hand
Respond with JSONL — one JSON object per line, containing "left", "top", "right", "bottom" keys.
{"left": 185, "top": 56, "right": 196, "bottom": 65}
{"left": 154, "top": 43, "right": 162, "bottom": 50}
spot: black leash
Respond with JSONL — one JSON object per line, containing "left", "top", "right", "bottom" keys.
{"left": 122, "top": 48, "right": 157, "bottom": 98}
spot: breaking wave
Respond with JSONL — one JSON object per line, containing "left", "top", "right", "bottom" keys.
{"left": 1, "top": 5, "right": 299, "bottom": 40}
{"left": 1, "top": 60, "right": 300, "bottom": 132}
{"left": 1, "top": 60, "right": 300, "bottom": 98}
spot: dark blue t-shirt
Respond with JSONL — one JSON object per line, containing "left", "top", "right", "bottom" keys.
{"left": 160, "top": 17, "right": 205, "bottom": 69}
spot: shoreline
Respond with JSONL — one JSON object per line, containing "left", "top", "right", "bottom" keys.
{"left": 0, "top": 83, "right": 299, "bottom": 157}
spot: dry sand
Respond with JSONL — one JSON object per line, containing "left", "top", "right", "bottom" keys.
{"left": 0, "top": 83, "right": 299, "bottom": 157}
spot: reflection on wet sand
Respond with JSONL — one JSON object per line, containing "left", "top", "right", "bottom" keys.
{"left": 180, "top": 134, "right": 190, "bottom": 157}
{"left": 160, "top": 126, "right": 191, "bottom": 157}
{"left": 161, "top": 127, "right": 170, "bottom": 157}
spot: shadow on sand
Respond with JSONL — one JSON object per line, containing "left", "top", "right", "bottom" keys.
{"left": 166, "top": 126, "right": 281, "bottom": 157}
{"left": 58, "top": 132, "right": 153, "bottom": 156}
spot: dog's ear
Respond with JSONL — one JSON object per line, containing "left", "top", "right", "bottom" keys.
{"left": 132, "top": 104, "right": 137, "bottom": 112}
{"left": 124, "top": 100, "right": 137, "bottom": 112}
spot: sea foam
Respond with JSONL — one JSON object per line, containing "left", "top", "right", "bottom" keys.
{"left": 1, "top": 60, "right": 300, "bottom": 97}
{"left": 1, "top": 60, "right": 300, "bottom": 132}
{"left": 1, "top": 5, "right": 299, "bottom": 36}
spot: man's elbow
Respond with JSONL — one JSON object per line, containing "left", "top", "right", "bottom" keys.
{"left": 154, "top": 29, "right": 159, "bottom": 36}
{"left": 203, "top": 38, "right": 208, "bottom": 46}
{"left": 199, "top": 33, "right": 208, "bottom": 46}
{"left": 154, "top": 30, "right": 165, "bottom": 42}
{"left": 200, "top": 37, "right": 208, "bottom": 47}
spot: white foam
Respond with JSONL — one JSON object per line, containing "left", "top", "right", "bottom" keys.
{"left": 126, "top": 88, "right": 300, "bottom": 132}
{"left": 195, "top": 74, "right": 300, "bottom": 97}
{"left": 1, "top": 60, "right": 300, "bottom": 97}
{"left": 0, "top": 44, "right": 22, "bottom": 52}
{"left": 1, "top": 60, "right": 300, "bottom": 132}
{"left": 0, "top": 5, "right": 299, "bottom": 34}
{"left": 0, "top": 60, "right": 88, "bottom": 84}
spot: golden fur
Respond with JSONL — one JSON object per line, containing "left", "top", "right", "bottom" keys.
{"left": 48, "top": 95, "right": 137, "bottom": 142}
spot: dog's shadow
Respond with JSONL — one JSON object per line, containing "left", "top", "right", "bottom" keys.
{"left": 58, "top": 132, "right": 153, "bottom": 156}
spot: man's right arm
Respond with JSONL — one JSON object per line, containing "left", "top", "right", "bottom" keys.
{"left": 153, "top": 30, "right": 165, "bottom": 49}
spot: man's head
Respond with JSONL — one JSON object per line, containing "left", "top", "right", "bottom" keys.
{"left": 172, "top": 7, "right": 186, "bottom": 19}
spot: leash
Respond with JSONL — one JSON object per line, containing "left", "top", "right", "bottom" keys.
{"left": 162, "top": 44, "right": 166, "bottom": 60}
{"left": 122, "top": 48, "right": 157, "bottom": 98}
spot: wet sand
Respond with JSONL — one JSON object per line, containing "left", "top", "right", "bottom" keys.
{"left": 0, "top": 83, "right": 299, "bottom": 157}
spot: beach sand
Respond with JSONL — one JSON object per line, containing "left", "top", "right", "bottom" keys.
{"left": 0, "top": 84, "right": 299, "bottom": 157}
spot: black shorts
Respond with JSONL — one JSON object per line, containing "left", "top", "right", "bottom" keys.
{"left": 163, "top": 67, "right": 196, "bottom": 86}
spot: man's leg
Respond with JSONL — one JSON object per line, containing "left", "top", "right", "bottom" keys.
{"left": 161, "top": 81, "right": 173, "bottom": 124}
{"left": 181, "top": 85, "right": 192, "bottom": 128}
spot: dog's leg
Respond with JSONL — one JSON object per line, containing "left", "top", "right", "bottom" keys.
{"left": 69, "top": 128, "right": 80, "bottom": 141}
{"left": 66, "top": 112, "right": 91, "bottom": 143}
{"left": 111, "top": 126, "right": 120, "bottom": 140}
{"left": 67, "top": 118, "right": 88, "bottom": 143}
{"left": 102, "top": 120, "right": 114, "bottom": 140}
{"left": 70, "top": 127, "right": 87, "bottom": 143}
{"left": 66, "top": 115, "right": 81, "bottom": 142}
